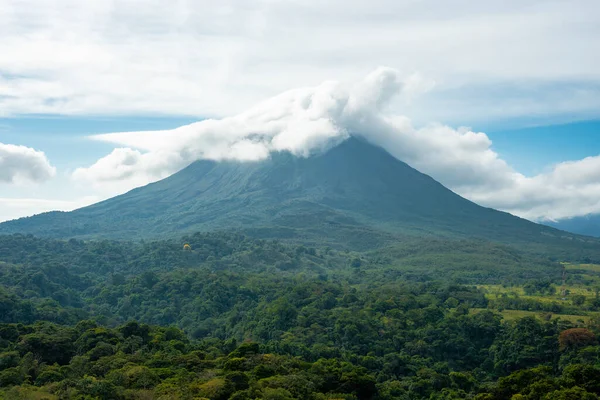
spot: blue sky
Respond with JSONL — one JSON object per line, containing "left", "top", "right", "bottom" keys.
{"left": 0, "top": 116, "right": 197, "bottom": 169}
{"left": 1, "top": 0, "right": 599, "bottom": 223}
{"left": 485, "top": 120, "right": 600, "bottom": 176}
{"left": 3, "top": 115, "right": 598, "bottom": 176}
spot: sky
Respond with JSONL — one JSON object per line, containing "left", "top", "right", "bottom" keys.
{"left": 1, "top": 0, "right": 600, "bottom": 223}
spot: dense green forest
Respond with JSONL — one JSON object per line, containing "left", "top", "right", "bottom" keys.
{"left": 2, "top": 233, "right": 600, "bottom": 399}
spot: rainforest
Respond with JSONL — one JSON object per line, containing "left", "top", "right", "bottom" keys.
{"left": 1, "top": 232, "right": 600, "bottom": 399}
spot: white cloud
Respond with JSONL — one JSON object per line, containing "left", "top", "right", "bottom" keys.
{"left": 72, "top": 68, "right": 600, "bottom": 222}
{"left": 73, "top": 67, "right": 400, "bottom": 183}
{"left": 0, "top": 143, "right": 56, "bottom": 183}
{"left": 466, "top": 157, "right": 600, "bottom": 221}
{"left": 0, "top": 0, "right": 599, "bottom": 124}
{"left": 0, "top": 197, "right": 98, "bottom": 223}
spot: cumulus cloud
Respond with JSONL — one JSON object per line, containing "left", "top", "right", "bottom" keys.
{"left": 467, "top": 157, "right": 600, "bottom": 221}
{"left": 74, "top": 68, "right": 404, "bottom": 182}
{"left": 73, "top": 68, "right": 600, "bottom": 222}
{"left": 0, "top": 143, "right": 56, "bottom": 183}
{"left": 0, "top": 0, "right": 599, "bottom": 124}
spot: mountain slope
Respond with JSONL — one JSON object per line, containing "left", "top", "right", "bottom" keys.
{"left": 545, "top": 214, "right": 600, "bottom": 238}
{"left": 1, "top": 137, "right": 598, "bottom": 255}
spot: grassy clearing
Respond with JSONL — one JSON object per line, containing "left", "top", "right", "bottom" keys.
{"left": 564, "top": 263, "right": 600, "bottom": 273}
{"left": 478, "top": 283, "right": 597, "bottom": 302}
{"left": 470, "top": 308, "right": 592, "bottom": 323}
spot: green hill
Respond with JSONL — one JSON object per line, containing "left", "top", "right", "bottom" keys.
{"left": 1, "top": 137, "right": 598, "bottom": 259}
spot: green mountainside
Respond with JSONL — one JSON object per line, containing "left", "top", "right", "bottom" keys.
{"left": 1, "top": 137, "right": 598, "bottom": 259}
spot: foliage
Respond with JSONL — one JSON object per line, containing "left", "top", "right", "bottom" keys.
{"left": 559, "top": 328, "right": 597, "bottom": 351}
{"left": 0, "top": 232, "right": 599, "bottom": 398}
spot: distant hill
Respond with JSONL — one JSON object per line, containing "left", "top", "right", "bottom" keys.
{"left": 1, "top": 137, "right": 598, "bottom": 259}
{"left": 545, "top": 214, "right": 600, "bottom": 238}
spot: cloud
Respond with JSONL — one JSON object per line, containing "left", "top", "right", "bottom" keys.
{"left": 0, "top": 143, "right": 56, "bottom": 183}
{"left": 466, "top": 157, "right": 600, "bottom": 221}
{"left": 73, "top": 67, "right": 402, "bottom": 182}
{"left": 0, "top": 0, "right": 599, "bottom": 125}
{"left": 0, "top": 196, "right": 98, "bottom": 223}
{"left": 72, "top": 67, "right": 600, "bottom": 222}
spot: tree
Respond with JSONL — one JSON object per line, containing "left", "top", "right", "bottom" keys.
{"left": 543, "top": 387, "right": 599, "bottom": 400}
{"left": 572, "top": 295, "right": 586, "bottom": 307}
{"left": 559, "top": 328, "right": 597, "bottom": 352}
{"left": 0, "top": 367, "right": 24, "bottom": 387}
{"left": 561, "top": 364, "right": 600, "bottom": 394}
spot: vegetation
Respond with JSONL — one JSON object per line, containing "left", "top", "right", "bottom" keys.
{"left": 0, "top": 316, "right": 599, "bottom": 400}
{"left": 1, "top": 232, "right": 600, "bottom": 398}
{"left": 0, "top": 232, "right": 571, "bottom": 329}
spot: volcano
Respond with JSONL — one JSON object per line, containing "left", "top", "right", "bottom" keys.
{"left": 1, "top": 137, "right": 597, "bottom": 253}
